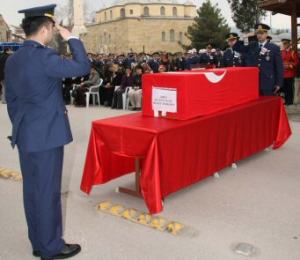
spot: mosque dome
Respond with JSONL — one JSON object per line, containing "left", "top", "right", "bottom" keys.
{"left": 110, "top": 0, "right": 183, "bottom": 7}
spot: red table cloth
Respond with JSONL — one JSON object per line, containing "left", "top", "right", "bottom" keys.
{"left": 142, "top": 67, "right": 259, "bottom": 120}
{"left": 81, "top": 97, "right": 291, "bottom": 214}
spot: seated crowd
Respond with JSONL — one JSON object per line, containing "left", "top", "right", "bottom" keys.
{"left": 64, "top": 46, "right": 224, "bottom": 109}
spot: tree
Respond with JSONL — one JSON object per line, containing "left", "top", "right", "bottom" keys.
{"left": 227, "top": 0, "right": 267, "bottom": 33}
{"left": 185, "top": 0, "right": 230, "bottom": 50}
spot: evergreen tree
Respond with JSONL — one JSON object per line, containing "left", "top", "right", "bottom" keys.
{"left": 227, "top": 0, "right": 267, "bottom": 33}
{"left": 185, "top": 0, "right": 230, "bottom": 50}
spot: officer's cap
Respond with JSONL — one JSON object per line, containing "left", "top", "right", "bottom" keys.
{"left": 255, "top": 23, "right": 270, "bottom": 33}
{"left": 18, "top": 4, "right": 57, "bottom": 21}
{"left": 226, "top": 33, "right": 238, "bottom": 41}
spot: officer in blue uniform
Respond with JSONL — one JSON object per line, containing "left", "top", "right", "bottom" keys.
{"left": 233, "top": 23, "right": 284, "bottom": 96}
{"left": 222, "top": 33, "right": 244, "bottom": 68}
{"left": 5, "top": 5, "right": 90, "bottom": 260}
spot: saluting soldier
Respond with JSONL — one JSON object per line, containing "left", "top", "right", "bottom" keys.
{"left": 222, "top": 33, "right": 244, "bottom": 68}
{"left": 281, "top": 38, "right": 299, "bottom": 105}
{"left": 233, "top": 23, "right": 284, "bottom": 96}
{"left": 5, "top": 4, "right": 90, "bottom": 260}
{"left": 200, "top": 44, "right": 218, "bottom": 69}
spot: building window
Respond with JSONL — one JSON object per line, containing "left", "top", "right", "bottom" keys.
{"left": 144, "top": 6, "right": 149, "bottom": 16}
{"left": 104, "top": 11, "right": 107, "bottom": 21}
{"left": 109, "top": 34, "right": 111, "bottom": 43}
{"left": 170, "top": 29, "right": 175, "bottom": 42}
{"left": 110, "top": 10, "right": 113, "bottom": 19}
{"left": 162, "top": 31, "right": 166, "bottom": 42}
{"left": 160, "top": 6, "right": 165, "bottom": 16}
{"left": 120, "top": 8, "right": 125, "bottom": 18}
{"left": 179, "top": 32, "right": 183, "bottom": 42}
{"left": 172, "top": 7, "right": 177, "bottom": 16}
{"left": 104, "top": 32, "right": 107, "bottom": 44}
{"left": 130, "top": 9, "right": 133, "bottom": 15}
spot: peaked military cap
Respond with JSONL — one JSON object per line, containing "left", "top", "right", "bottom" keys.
{"left": 226, "top": 33, "right": 239, "bottom": 41}
{"left": 255, "top": 23, "right": 270, "bottom": 33}
{"left": 18, "top": 4, "right": 57, "bottom": 20}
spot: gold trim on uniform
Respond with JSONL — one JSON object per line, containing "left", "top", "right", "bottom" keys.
{"left": 44, "top": 13, "right": 54, "bottom": 18}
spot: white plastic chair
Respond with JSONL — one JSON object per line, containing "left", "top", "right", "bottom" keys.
{"left": 85, "top": 79, "right": 103, "bottom": 108}
{"left": 124, "top": 87, "right": 132, "bottom": 110}
{"left": 113, "top": 86, "right": 131, "bottom": 110}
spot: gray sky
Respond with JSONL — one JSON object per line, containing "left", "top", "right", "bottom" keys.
{"left": 1, "top": 0, "right": 293, "bottom": 29}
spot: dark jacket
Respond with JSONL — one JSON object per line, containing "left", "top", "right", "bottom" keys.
{"left": 233, "top": 40, "right": 284, "bottom": 91}
{"left": 5, "top": 39, "right": 91, "bottom": 152}
{"left": 120, "top": 74, "right": 134, "bottom": 89}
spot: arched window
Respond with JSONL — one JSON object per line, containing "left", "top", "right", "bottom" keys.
{"left": 172, "top": 7, "right": 177, "bottom": 16}
{"left": 160, "top": 6, "right": 165, "bottom": 16}
{"left": 130, "top": 9, "right": 134, "bottom": 15}
{"left": 110, "top": 10, "right": 113, "bottom": 19}
{"left": 179, "top": 32, "right": 183, "bottom": 42}
{"left": 104, "top": 32, "right": 107, "bottom": 44}
{"left": 162, "top": 31, "right": 166, "bottom": 42}
{"left": 120, "top": 8, "right": 125, "bottom": 18}
{"left": 144, "top": 6, "right": 149, "bottom": 16}
{"left": 170, "top": 29, "right": 175, "bottom": 42}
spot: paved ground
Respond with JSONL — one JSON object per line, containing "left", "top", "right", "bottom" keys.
{"left": 0, "top": 103, "right": 299, "bottom": 260}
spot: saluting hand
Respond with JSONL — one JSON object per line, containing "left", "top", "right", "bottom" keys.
{"left": 56, "top": 23, "right": 72, "bottom": 41}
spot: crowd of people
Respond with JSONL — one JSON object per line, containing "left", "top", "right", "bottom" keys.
{"left": 61, "top": 47, "right": 226, "bottom": 109}
{"left": 1, "top": 24, "right": 300, "bottom": 109}
{"left": 61, "top": 27, "right": 299, "bottom": 109}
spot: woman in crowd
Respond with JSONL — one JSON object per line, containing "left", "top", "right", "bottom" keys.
{"left": 100, "top": 63, "right": 123, "bottom": 106}
{"left": 128, "top": 65, "right": 144, "bottom": 111}
{"left": 112, "top": 67, "right": 134, "bottom": 109}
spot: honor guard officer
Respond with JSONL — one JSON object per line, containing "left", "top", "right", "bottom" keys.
{"left": 222, "top": 33, "right": 244, "bottom": 68}
{"left": 5, "top": 4, "right": 90, "bottom": 260}
{"left": 281, "top": 38, "right": 299, "bottom": 105}
{"left": 233, "top": 23, "right": 284, "bottom": 96}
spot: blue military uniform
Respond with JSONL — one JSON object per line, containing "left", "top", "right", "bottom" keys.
{"left": 222, "top": 33, "right": 244, "bottom": 68}
{"left": 4, "top": 4, "right": 90, "bottom": 259}
{"left": 233, "top": 24, "right": 284, "bottom": 96}
{"left": 222, "top": 48, "right": 244, "bottom": 67}
{"left": 200, "top": 52, "right": 218, "bottom": 68}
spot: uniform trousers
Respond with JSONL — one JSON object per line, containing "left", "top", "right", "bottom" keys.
{"left": 282, "top": 78, "right": 295, "bottom": 105}
{"left": 18, "top": 146, "right": 65, "bottom": 258}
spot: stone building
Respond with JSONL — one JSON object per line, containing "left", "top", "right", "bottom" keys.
{"left": 82, "top": 0, "right": 197, "bottom": 54}
{"left": 0, "top": 14, "right": 10, "bottom": 42}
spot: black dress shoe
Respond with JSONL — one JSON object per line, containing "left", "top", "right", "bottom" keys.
{"left": 40, "top": 244, "right": 81, "bottom": 260}
{"left": 33, "top": 250, "right": 41, "bottom": 257}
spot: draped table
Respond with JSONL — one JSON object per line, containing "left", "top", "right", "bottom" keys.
{"left": 81, "top": 97, "right": 291, "bottom": 214}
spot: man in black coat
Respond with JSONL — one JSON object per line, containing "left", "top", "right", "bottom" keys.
{"left": 0, "top": 48, "right": 11, "bottom": 103}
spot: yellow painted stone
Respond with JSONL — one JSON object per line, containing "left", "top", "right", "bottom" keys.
{"left": 98, "top": 201, "right": 112, "bottom": 211}
{"left": 167, "top": 222, "right": 184, "bottom": 235}
{"left": 110, "top": 205, "right": 124, "bottom": 216}
{"left": 137, "top": 213, "right": 152, "bottom": 225}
